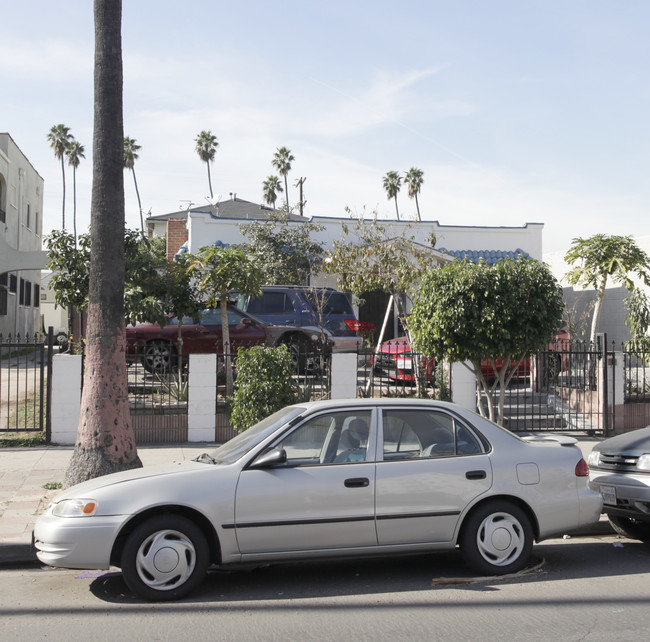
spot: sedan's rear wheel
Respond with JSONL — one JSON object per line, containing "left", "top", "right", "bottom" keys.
{"left": 121, "top": 515, "right": 209, "bottom": 601}
{"left": 142, "top": 340, "right": 175, "bottom": 374}
{"left": 460, "top": 501, "right": 533, "bottom": 575}
{"left": 608, "top": 515, "right": 650, "bottom": 542}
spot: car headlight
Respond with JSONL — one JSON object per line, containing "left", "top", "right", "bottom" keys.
{"left": 586, "top": 451, "right": 600, "bottom": 468}
{"left": 637, "top": 454, "right": 650, "bottom": 471}
{"left": 52, "top": 499, "right": 99, "bottom": 517}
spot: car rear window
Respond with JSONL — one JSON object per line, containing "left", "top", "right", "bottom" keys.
{"left": 304, "top": 291, "right": 353, "bottom": 315}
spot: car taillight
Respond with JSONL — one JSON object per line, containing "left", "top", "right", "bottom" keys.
{"left": 575, "top": 458, "right": 589, "bottom": 477}
{"left": 345, "top": 320, "right": 376, "bottom": 333}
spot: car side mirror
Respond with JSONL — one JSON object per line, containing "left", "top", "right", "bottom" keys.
{"left": 250, "top": 446, "right": 287, "bottom": 468}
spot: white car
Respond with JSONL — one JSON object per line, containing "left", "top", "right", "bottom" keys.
{"left": 34, "top": 399, "right": 602, "bottom": 601}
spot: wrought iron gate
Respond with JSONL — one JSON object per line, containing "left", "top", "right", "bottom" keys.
{"left": 0, "top": 329, "right": 54, "bottom": 440}
{"left": 498, "top": 335, "right": 612, "bottom": 436}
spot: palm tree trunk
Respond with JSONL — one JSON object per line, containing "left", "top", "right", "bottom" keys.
{"left": 65, "top": 0, "right": 141, "bottom": 487}
{"left": 206, "top": 161, "right": 213, "bottom": 199}
{"left": 60, "top": 157, "right": 66, "bottom": 229}
{"left": 284, "top": 176, "right": 290, "bottom": 209}
{"left": 415, "top": 193, "right": 421, "bottom": 221}
{"left": 72, "top": 167, "right": 78, "bottom": 247}
{"left": 394, "top": 197, "right": 400, "bottom": 221}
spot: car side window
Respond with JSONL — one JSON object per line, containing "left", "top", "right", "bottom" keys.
{"left": 198, "top": 309, "right": 221, "bottom": 325}
{"left": 381, "top": 410, "right": 482, "bottom": 460}
{"left": 278, "top": 410, "right": 373, "bottom": 466}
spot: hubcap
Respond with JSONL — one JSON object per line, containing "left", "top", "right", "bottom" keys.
{"left": 476, "top": 512, "right": 525, "bottom": 567}
{"left": 135, "top": 529, "right": 196, "bottom": 591}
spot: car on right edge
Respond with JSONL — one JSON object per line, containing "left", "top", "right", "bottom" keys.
{"left": 588, "top": 426, "right": 650, "bottom": 541}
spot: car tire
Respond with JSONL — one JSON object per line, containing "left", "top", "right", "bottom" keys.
{"left": 55, "top": 332, "right": 69, "bottom": 353}
{"left": 460, "top": 501, "right": 534, "bottom": 575}
{"left": 282, "top": 334, "right": 316, "bottom": 374}
{"left": 608, "top": 515, "right": 650, "bottom": 542}
{"left": 142, "top": 340, "right": 175, "bottom": 374}
{"left": 120, "top": 514, "right": 209, "bottom": 601}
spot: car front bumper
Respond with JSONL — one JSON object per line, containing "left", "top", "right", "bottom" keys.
{"left": 33, "top": 512, "right": 126, "bottom": 570}
{"left": 589, "top": 471, "right": 650, "bottom": 520}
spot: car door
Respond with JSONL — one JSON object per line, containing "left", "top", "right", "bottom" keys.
{"left": 375, "top": 408, "right": 493, "bottom": 545}
{"left": 234, "top": 409, "right": 378, "bottom": 556}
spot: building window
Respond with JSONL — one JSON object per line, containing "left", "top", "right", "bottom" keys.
{"left": 24, "top": 280, "right": 32, "bottom": 307}
{"left": 19, "top": 278, "right": 25, "bottom": 305}
{"left": 26, "top": 203, "right": 31, "bottom": 229}
{"left": 0, "top": 287, "right": 7, "bottom": 316}
{"left": 9, "top": 274, "right": 17, "bottom": 294}
{"left": 33, "top": 284, "right": 40, "bottom": 307}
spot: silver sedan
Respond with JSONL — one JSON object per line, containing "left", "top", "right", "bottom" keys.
{"left": 34, "top": 399, "right": 602, "bottom": 601}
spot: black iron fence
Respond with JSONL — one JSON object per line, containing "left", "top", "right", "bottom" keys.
{"left": 358, "top": 343, "right": 451, "bottom": 400}
{"left": 0, "top": 331, "right": 53, "bottom": 437}
{"left": 623, "top": 339, "right": 650, "bottom": 402}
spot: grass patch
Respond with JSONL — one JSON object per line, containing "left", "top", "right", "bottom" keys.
{"left": 42, "top": 481, "right": 62, "bottom": 490}
{"left": 0, "top": 432, "right": 46, "bottom": 448}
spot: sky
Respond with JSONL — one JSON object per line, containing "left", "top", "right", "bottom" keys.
{"left": 2, "top": 0, "right": 649, "bottom": 254}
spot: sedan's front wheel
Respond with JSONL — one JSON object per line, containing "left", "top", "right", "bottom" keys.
{"left": 121, "top": 515, "right": 209, "bottom": 601}
{"left": 460, "top": 501, "right": 533, "bottom": 575}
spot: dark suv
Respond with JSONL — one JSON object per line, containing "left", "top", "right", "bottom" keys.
{"left": 238, "top": 286, "right": 372, "bottom": 353}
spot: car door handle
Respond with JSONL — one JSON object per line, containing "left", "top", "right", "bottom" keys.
{"left": 466, "top": 470, "right": 487, "bottom": 480}
{"left": 344, "top": 477, "right": 369, "bottom": 488}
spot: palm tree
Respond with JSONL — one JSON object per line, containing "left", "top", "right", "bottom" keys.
{"left": 382, "top": 171, "right": 402, "bottom": 220}
{"left": 123, "top": 136, "right": 143, "bottom": 231}
{"left": 65, "top": 0, "right": 141, "bottom": 486}
{"left": 262, "top": 175, "right": 283, "bottom": 207}
{"left": 195, "top": 130, "right": 219, "bottom": 199}
{"left": 47, "top": 124, "right": 73, "bottom": 229}
{"left": 404, "top": 167, "right": 424, "bottom": 221}
{"left": 65, "top": 139, "right": 85, "bottom": 245}
{"left": 272, "top": 146, "right": 294, "bottom": 209}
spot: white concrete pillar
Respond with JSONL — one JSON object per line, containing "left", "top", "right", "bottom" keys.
{"left": 188, "top": 354, "right": 217, "bottom": 442}
{"left": 451, "top": 361, "right": 477, "bottom": 411}
{"left": 50, "top": 353, "right": 82, "bottom": 445}
{"left": 331, "top": 353, "right": 358, "bottom": 399}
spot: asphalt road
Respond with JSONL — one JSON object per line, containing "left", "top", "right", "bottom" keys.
{"left": 1, "top": 533, "right": 649, "bottom": 641}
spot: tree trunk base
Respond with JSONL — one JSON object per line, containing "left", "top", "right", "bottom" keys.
{"left": 64, "top": 445, "right": 143, "bottom": 488}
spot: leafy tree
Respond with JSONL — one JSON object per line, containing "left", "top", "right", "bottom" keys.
{"left": 409, "top": 257, "right": 564, "bottom": 424}
{"left": 262, "top": 175, "right": 283, "bottom": 207}
{"left": 241, "top": 208, "right": 324, "bottom": 285}
{"left": 65, "top": 0, "right": 142, "bottom": 486}
{"left": 65, "top": 139, "right": 85, "bottom": 246}
{"left": 565, "top": 234, "right": 650, "bottom": 345}
{"left": 625, "top": 288, "right": 650, "bottom": 341}
{"left": 47, "top": 123, "right": 73, "bottom": 229}
{"left": 272, "top": 146, "right": 294, "bottom": 209}
{"left": 46, "top": 230, "right": 91, "bottom": 336}
{"left": 324, "top": 212, "right": 439, "bottom": 393}
{"left": 230, "top": 345, "right": 297, "bottom": 432}
{"left": 195, "top": 130, "right": 219, "bottom": 199}
{"left": 404, "top": 167, "right": 424, "bottom": 221}
{"left": 382, "top": 170, "right": 401, "bottom": 220}
{"left": 123, "top": 136, "right": 143, "bottom": 231}
{"left": 188, "top": 245, "right": 263, "bottom": 397}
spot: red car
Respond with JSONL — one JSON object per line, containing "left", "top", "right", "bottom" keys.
{"left": 374, "top": 331, "right": 570, "bottom": 383}
{"left": 126, "top": 307, "right": 324, "bottom": 373}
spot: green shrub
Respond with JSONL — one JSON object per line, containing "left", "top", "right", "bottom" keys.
{"left": 230, "top": 345, "right": 298, "bottom": 432}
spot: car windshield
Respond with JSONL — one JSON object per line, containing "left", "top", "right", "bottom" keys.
{"left": 210, "top": 405, "right": 306, "bottom": 464}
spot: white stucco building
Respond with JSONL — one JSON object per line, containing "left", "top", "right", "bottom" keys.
{"left": 0, "top": 133, "right": 47, "bottom": 337}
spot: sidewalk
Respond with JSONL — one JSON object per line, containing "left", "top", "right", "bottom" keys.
{"left": 0, "top": 443, "right": 212, "bottom": 566}
{"left": 0, "top": 435, "right": 612, "bottom": 568}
